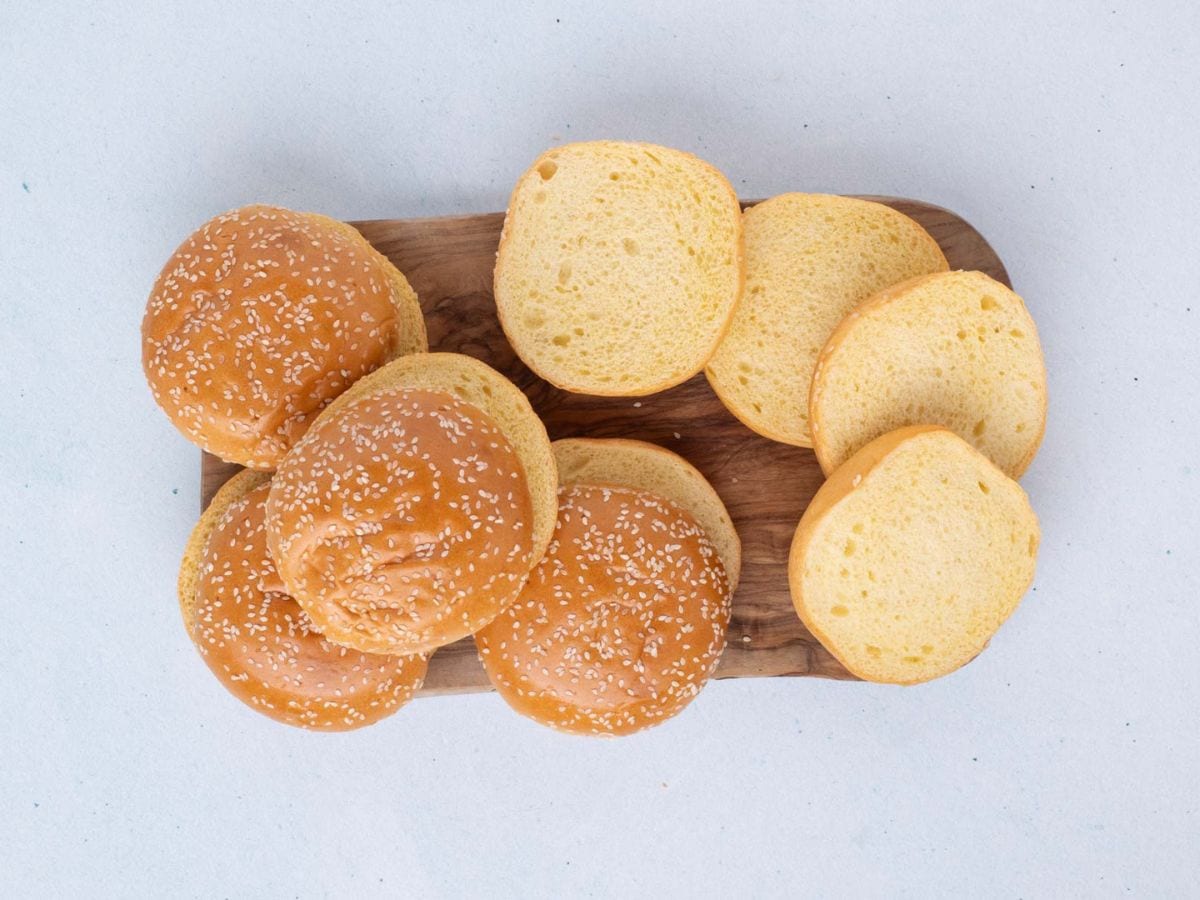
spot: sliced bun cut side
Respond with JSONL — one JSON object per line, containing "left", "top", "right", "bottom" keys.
{"left": 142, "top": 205, "right": 426, "bottom": 468}
{"left": 179, "top": 470, "right": 427, "bottom": 730}
{"left": 789, "top": 426, "right": 1039, "bottom": 685}
{"left": 810, "top": 269, "right": 1047, "bottom": 477}
{"left": 495, "top": 141, "right": 744, "bottom": 396}
{"left": 706, "top": 193, "right": 947, "bottom": 447}
{"left": 266, "top": 385, "right": 540, "bottom": 656}
{"left": 551, "top": 437, "right": 741, "bottom": 590}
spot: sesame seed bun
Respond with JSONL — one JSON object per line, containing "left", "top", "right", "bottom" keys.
{"left": 265, "top": 355, "right": 556, "bottom": 656}
{"left": 142, "top": 205, "right": 427, "bottom": 469}
{"left": 308, "top": 352, "right": 559, "bottom": 563}
{"left": 178, "top": 469, "right": 428, "bottom": 731}
{"left": 551, "top": 438, "right": 741, "bottom": 590}
{"left": 475, "top": 439, "right": 735, "bottom": 736}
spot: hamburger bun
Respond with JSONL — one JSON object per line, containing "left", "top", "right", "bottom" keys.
{"left": 494, "top": 141, "right": 744, "bottom": 396}
{"left": 310, "top": 352, "right": 559, "bottom": 562}
{"left": 265, "top": 354, "right": 556, "bottom": 656}
{"left": 179, "top": 469, "right": 428, "bottom": 730}
{"left": 142, "top": 204, "right": 427, "bottom": 468}
{"left": 706, "top": 194, "right": 948, "bottom": 446}
{"left": 475, "top": 439, "right": 735, "bottom": 736}
{"left": 788, "top": 426, "right": 1039, "bottom": 684}
{"left": 809, "top": 270, "right": 1047, "bottom": 478}
{"left": 551, "top": 437, "right": 741, "bottom": 590}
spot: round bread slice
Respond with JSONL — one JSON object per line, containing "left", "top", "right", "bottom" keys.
{"left": 810, "top": 270, "right": 1047, "bottom": 478}
{"left": 552, "top": 438, "right": 740, "bottom": 590}
{"left": 142, "top": 204, "right": 427, "bottom": 468}
{"left": 494, "top": 141, "right": 744, "bottom": 396}
{"left": 706, "top": 194, "right": 947, "bottom": 446}
{"left": 475, "top": 439, "right": 735, "bottom": 736}
{"left": 179, "top": 469, "right": 428, "bottom": 730}
{"left": 789, "top": 425, "right": 1039, "bottom": 684}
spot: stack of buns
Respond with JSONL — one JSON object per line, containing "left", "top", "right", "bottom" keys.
{"left": 147, "top": 140, "right": 1048, "bottom": 734}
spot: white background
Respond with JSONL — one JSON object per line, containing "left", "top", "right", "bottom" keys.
{"left": 2, "top": 2, "right": 1197, "bottom": 896}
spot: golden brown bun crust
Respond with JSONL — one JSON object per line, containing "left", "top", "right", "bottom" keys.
{"left": 475, "top": 482, "right": 732, "bottom": 736}
{"left": 309, "top": 352, "right": 558, "bottom": 566}
{"left": 551, "top": 437, "right": 741, "bottom": 591}
{"left": 266, "top": 388, "right": 536, "bottom": 656}
{"left": 142, "top": 205, "right": 427, "bottom": 469}
{"left": 179, "top": 473, "right": 427, "bottom": 731}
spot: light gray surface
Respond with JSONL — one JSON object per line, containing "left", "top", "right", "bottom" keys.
{"left": 2, "top": 2, "right": 1197, "bottom": 896}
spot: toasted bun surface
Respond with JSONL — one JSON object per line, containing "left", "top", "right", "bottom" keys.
{"left": 476, "top": 440, "right": 733, "bottom": 736}
{"left": 142, "top": 205, "right": 427, "bottom": 468}
{"left": 706, "top": 194, "right": 947, "bottom": 446}
{"left": 266, "top": 387, "right": 537, "bottom": 656}
{"left": 494, "top": 141, "right": 744, "bottom": 396}
{"left": 810, "top": 270, "right": 1047, "bottom": 477}
{"left": 551, "top": 438, "right": 740, "bottom": 591}
{"left": 179, "top": 470, "right": 427, "bottom": 730}
{"left": 789, "top": 426, "right": 1039, "bottom": 684}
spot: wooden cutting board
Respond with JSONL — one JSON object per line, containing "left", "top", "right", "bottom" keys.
{"left": 200, "top": 197, "right": 1010, "bottom": 695}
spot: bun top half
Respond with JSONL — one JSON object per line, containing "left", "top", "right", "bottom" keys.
{"left": 142, "top": 205, "right": 426, "bottom": 468}
{"left": 265, "top": 353, "right": 557, "bottom": 656}
{"left": 476, "top": 439, "right": 736, "bottom": 736}
{"left": 179, "top": 469, "right": 428, "bottom": 730}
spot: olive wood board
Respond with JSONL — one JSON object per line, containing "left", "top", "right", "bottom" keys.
{"left": 200, "top": 196, "right": 1010, "bottom": 696}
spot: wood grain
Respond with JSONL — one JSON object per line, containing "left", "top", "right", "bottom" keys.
{"left": 200, "top": 197, "right": 1010, "bottom": 696}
